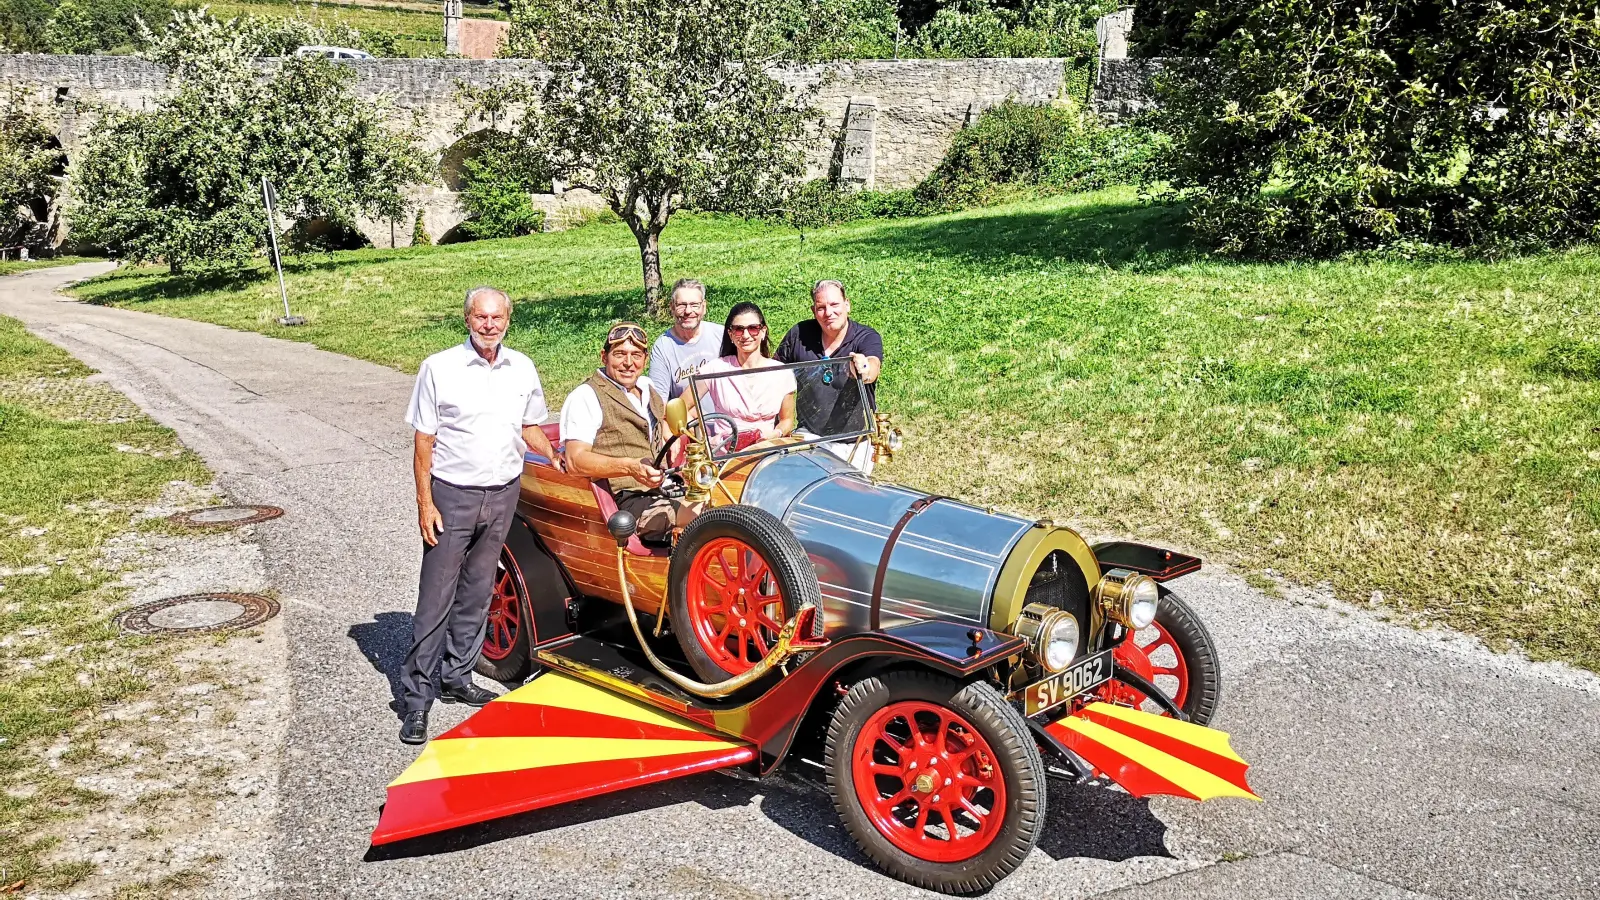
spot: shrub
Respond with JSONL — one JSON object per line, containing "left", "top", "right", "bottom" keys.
{"left": 1146, "top": 0, "right": 1600, "bottom": 256}
{"left": 45, "top": 0, "right": 172, "bottom": 54}
{"left": 457, "top": 134, "right": 550, "bottom": 240}
{"left": 411, "top": 211, "right": 431, "bottom": 247}
{"left": 905, "top": 0, "right": 1108, "bottom": 59}
{"left": 914, "top": 100, "right": 1160, "bottom": 208}
{"left": 0, "top": 84, "right": 66, "bottom": 247}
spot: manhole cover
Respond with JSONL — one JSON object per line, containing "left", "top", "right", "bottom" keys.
{"left": 168, "top": 505, "right": 283, "bottom": 528}
{"left": 117, "top": 593, "right": 280, "bottom": 635}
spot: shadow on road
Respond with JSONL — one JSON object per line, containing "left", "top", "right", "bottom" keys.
{"left": 348, "top": 611, "right": 414, "bottom": 717}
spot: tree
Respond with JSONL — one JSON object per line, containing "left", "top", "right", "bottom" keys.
{"left": 510, "top": 0, "right": 819, "bottom": 313}
{"left": 1145, "top": 0, "right": 1600, "bottom": 255}
{"left": 71, "top": 10, "right": 429, "bottom": 272}
{"left": 44, "top": 0, "right": 173, "bottom": 54}
{"left": 0, "top": 84, "right": 66, "bottom": 248}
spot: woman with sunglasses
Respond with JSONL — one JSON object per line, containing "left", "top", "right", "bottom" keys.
{"left": 693, "top": 302, "right": 796, "bottom": 452}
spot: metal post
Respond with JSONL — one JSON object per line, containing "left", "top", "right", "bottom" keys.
{"left": 262, "top": 177, "right": 305, "bottom": 326}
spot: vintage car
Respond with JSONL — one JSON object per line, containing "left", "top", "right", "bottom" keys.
{"left": 372, "top": 358, "right": 1257, "bottom": 894}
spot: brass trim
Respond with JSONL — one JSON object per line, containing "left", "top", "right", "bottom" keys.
{"left": 988, "top": 525, "right": 1103, "bottom": 636}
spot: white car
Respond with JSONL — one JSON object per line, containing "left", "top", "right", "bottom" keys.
{"left": 293, "top": 45, "right": 374, "bottom": 60}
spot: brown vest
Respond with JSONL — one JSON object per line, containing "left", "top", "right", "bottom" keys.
{"left": 586, "top": 371, "right": 665, "bottom": 493}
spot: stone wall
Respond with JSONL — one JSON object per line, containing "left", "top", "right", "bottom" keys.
{"left": 2, "top": 54, "right": 1117, "bottom": 245}
{"left": 1091, "top": 57, "right": 1167, "bottom": 119}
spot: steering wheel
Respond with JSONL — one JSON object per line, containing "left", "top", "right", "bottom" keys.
{"left": 692, "top": 412, "right": 741, "bottom": 456}
{"left": 651, "top": 433, "right": 682, "bottom": 471}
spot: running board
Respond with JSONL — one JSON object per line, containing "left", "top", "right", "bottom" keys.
{"left": 1045, "top": 702, "right": 1260, "bottom": 802}
{"left": 369, "top": 672, "right": 755, "bottom": 846}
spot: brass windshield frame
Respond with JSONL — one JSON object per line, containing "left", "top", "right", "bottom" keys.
{"left": 684, "top": 357, "right": 876, "bottom": 462}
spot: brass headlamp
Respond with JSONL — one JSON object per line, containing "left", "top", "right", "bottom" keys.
{"left": 871, "top": 412, "right": 904, "bottom": 464}
{"left": 1093, "top": 569, "right": 1161, "bottom": 630}
{"left": 1015, "top": 601, "right": 1081, "bottom": 672}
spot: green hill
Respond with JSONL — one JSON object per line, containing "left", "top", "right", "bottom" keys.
{"left": 70, "top": 187, "right": 1600, "bottom": 670}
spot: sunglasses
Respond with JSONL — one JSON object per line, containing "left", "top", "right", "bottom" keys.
{"left": 605, "top": 323, "right": 648, "bottom": 350}
{"left": 728, "top": 323, "right": 766, "bottom": 336}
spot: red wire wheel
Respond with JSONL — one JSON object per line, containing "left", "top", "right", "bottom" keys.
{"left": 1100, "top": 587, "right": 1221, "bottom": 726}
{"left": 850, "top": 701, "right": 1007, "bottom": 863}
{"left": 683, "top": 537, "right": 785, "bottom": 675}
{"left": 481, "top": 555, "right": 523, "bottom": 662}
{"left": 666, "top": 505, "right": 822, "bottom": 684}
{"left": 474, "top": 545, "right": 534, "bottom": 682}
{"left": 825, "top": 671, "right": 1045, "bottom": 894}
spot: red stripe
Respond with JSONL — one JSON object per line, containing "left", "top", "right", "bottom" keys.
{"left": 434, "top": 702, "right": 722, "bottom": 744}
{"left": 1044, "top": 720, "right": 1200, "bottom": 801}
{"left": 1079, "top": 708, "right": 1255, "bottom": 795}
{"left": 370, "top": 745, "right": 756, "bottom": 845}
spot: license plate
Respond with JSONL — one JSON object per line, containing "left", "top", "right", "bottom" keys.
{"left": 1023, "top": 650, "right": 1112, "bottom": 717}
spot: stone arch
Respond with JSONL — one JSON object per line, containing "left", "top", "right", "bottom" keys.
{"left": 438, "top": 129, "right": 496, "bottom": 192}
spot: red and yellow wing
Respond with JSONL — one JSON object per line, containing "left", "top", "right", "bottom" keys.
{"left": 370, "top": 672, "right": 754, "bottom": 845}
{"left": 1047, "top": 702, "right": 1260, "bottom": 802}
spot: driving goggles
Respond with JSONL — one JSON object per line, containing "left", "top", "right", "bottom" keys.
{"left": 604, "top": 322, "right": 649, "bottom": 352}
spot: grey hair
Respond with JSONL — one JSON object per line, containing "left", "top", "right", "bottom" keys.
{"left": 463, "top": 286, "right": 511, "bottom": 317}
{"left": 811, "top": 279, "right": 847, "bottom": 301}
{"left": 670, "top": 278, "right": 707, "bottom": 304}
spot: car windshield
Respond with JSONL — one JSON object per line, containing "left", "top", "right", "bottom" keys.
{"left": 685, "top": 357, "right": 873, "bottom": 462}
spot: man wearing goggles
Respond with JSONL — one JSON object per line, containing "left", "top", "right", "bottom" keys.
{"left": 560, "top": 322, "right": 695, "bottom": 539}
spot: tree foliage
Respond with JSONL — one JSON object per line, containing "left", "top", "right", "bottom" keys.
{"left": 1146, "top": 0, "right": 1600, "bottom": 256}
{"left": 508, "top": 0, "right": 817, "bottom": 313}
{"left": 71, "top": 11, "right": 428, "bottom": 272}
{"left": 0, "top": 85, "right": 66, "bottom": 247}
{"left": 905, "top": 0, "right": 1111, "bottom": 58}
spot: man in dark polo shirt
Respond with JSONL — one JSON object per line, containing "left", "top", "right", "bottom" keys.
{"left": 775, "top": 279, "right": 884, "bottom": 471}
{"left": 561, "top": 322, "right": 695, "bottom": 539}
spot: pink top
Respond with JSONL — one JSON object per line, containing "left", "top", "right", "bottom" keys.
{"left": 699, "top": 356, "right": 796, "bottom": 435}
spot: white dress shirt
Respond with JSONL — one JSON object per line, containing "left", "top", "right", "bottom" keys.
{"left": 406, "top": 340, "right": 548, "bottom": 486}
{"left": 559, "top": 370, "right": 656, "bottom": 446}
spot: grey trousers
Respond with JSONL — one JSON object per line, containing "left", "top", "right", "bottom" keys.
{"left": 399, "top": 476, "right": 520, "bottom": 712}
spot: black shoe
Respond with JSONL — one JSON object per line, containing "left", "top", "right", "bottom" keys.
{"left": 399, "top": 709, "right": 429, "bottom": 745}
{"left": 439, "top": 683, "right": 498, "bottom": 707}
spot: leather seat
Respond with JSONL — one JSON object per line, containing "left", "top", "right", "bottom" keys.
{"left": 530, "top": 423, "right": 668, "bottom": 559}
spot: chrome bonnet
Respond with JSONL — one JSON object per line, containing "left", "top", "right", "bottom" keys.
{"left": 739, "top": 450, "right": 1036, "bottom": 636}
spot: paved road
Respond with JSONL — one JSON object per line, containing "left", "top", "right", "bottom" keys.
{"left": 6, "top": 264, "right": 1598, "bottom": 900}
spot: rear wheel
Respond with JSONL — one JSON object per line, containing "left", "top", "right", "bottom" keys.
{"left": 825, "top": 671, "right": 1044, "bottom": 894}
{"left": 474, "top": 546, "right": 534, "bottom": 682}
{"left": 666, "top": 505, "right": 823, "bottom": 683}
{"left": 1104, "top": 587, "right": 1220, "bottom": 725}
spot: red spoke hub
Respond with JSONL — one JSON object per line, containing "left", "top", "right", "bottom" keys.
{"left": 481, "top": 551, "right": 522, "bottom": 661}
{"left": 1103, "top": 619, "right": 1189, "bottom": 714}
{"left": 851, "top": 701, "right": 1006, "bottom": 863}
{"left": 685, "top": 537, "right": 785, "bottom": 674}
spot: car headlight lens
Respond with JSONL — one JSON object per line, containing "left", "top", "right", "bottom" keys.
{"left": 1015, "top": 601, "right": 1081, "bottom": 672}
{"left": 1128, "top": 577, "right": 1160, "bottom": 629}
{"left": 1042, "top": 613, "right": 1080, "bottom": 670}
{"left": 1095, "top": 569, "right": 1161, "bottom": 629}
{"left": 885, "top": 427, "right": 903, "bottom": 453}
{"left": 692, "top": 461, "right": 718, "bottom": 489}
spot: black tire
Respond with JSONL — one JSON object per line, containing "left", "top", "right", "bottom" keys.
{"left": 824, "top": 671, "right": 1045, "bottom": 894}
{"left": 1151, "top": 586, "right": 1221, "bottom": 726}
{"left": 666, "top": 505, "right": 824, "bottom": 683}
{"left": 474, "top": 543, "right": 536, "bottom": 683}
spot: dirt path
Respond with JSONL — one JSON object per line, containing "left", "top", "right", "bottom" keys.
{"left": 4, "top": 263, "right": 1599, "bottom": 900}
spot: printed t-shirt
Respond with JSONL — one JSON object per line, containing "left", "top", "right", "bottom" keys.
{"left": 647, "top": 323, "right": 725, "bottom": 400}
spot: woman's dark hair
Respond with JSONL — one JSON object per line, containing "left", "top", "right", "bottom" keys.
{"left": 718, "top": 301, "right": 771, "bottom": 358}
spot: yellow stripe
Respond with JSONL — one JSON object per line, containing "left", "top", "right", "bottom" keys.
{"left": 1080, "top": 702, "right": 1247, "bottom": 764}
{"left": 389, "top": 735, "right": 743, "bottom": 788}
{"left": 494, "top": 673, "right": 707, "bottom": 734}
{"left": 1057, "top": 717, "right": 1259, "bottom": 802}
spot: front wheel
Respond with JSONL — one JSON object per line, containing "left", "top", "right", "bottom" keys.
{"left": 824, "top": 671, "right": 1045, "bottom": 894}
{"left": 1105, "top": 586, "right": 1221, "bottom": 725}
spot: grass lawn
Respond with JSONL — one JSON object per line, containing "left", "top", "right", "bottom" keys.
{"left": 0, "top": 317, "right": 209, "bottom": 889}
{"left": 0, "top": 256, "right": 100, "bottom": 278}
{"left": 72, "top": 188, "right": 1600, "bottom": 670}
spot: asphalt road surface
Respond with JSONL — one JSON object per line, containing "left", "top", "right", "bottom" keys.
{"left": 6, "top": 264, "right": 1598, "bottom": 900}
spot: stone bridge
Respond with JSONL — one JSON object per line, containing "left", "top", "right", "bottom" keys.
{"left": 0, "top": 54, "right": 1156, "bottom": 248}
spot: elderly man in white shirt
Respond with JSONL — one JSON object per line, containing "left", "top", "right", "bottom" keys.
{"left": 398, "top": 286, "right": 558, "bottom": 745}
